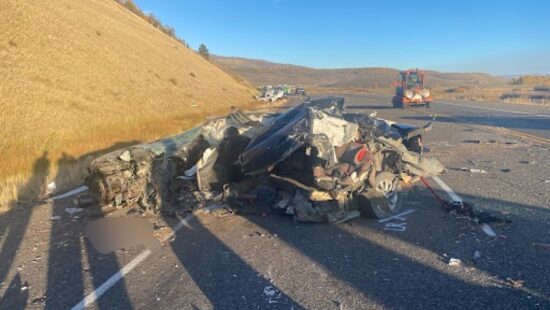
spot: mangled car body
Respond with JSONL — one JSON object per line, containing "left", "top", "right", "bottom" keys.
{"left": 256, "top": 86, "right": 286, "bottom": 102}
{"left": 86, "top": 97, "right": 444, "bottom": 223}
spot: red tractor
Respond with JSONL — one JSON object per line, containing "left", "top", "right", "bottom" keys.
{"left": 392, "top": 69, "right": 432, "bottom": 108}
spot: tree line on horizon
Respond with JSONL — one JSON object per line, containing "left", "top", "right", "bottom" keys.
{"left": 114, "top": 0, "right": 187, "bottom": 46}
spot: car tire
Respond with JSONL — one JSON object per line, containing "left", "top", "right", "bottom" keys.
{"left": 355, "top": 172, "right": 403, "bottom": 219}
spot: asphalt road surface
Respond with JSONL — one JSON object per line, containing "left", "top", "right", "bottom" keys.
{"left": 1, "top": 93, "right": 549, "bottom": 309}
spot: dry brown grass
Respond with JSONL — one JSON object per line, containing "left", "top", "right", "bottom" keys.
{"left": 0, "top": 0, "right": 258, "bottom": 211}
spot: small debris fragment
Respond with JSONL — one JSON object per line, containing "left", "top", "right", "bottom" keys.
{"left": 461, "top": 167, "right": 487, "bottom": 174}
{"left": 481, "top": 223, "right": 497, "bottom": 237}
{"left": 72, "top": 194, "right": 94, "bottom": 207}
{"left": 533, "top": 243, "right": 550, "bottom": 251}
{"left": 273, "top": 198, "right": 289, "bottom": 209}
{"left": 50, "top": 216, "right": 61, "bottom": 221}
{"left": 46, "top": 182, "right": 57, "bottom": 194}
{"left": 506, "top": 278, "right": 525, "bottom": 289}
{"left": 263, "top": 285, "right": 281, "bottom": 304}
{"left": 153, "top": 226, "right": 174, "bottom": 242}
{"left": 65, "top": 207, "right": 84, "bottom": 215}
{"left": 544, "top": 180, "right": 550, "bottom": 184}
{"left": 31, "top": 296, "right": 48, "bottom": 305}
{"left": 119, "top": 150, "right": 132, "bottom": 162}
{"left": 473, "top": 250, "right": 481, "bottom": 260}
{"left": 383, "top": 222, "right": 407, "bottom": 231}
{"left": 448, "top": 258, "right": 462, "bottom": 267}
{"left": 21, "top": 281, "right": 30, "bottom": 291}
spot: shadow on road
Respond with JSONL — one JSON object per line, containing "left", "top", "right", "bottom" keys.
{"left": 0, "top": 151, "right": 50, "bottom": 309}
{"left": 3, "top": 142, "right": 549, "bottom": 308}
{"left": 164, "top": 215, "right": 305, "bottom": 309}
{"left": 0, "top": 141, "right": 140, "bottom": 309}
{"left": 44, "top": 142, "right": 140, "bottom": 309}
{"left": 345, "top": 104, "right": 396, "bottom": 110}
{"left": 237, "top": 187, "right": 550, "bottom": 308}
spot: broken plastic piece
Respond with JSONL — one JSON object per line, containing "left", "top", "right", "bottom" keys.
{"left": 448, "top": 258, "right": 462, "bottom": 267}
{"left": 461, "top": 167, "right": 487, "bottom": 174}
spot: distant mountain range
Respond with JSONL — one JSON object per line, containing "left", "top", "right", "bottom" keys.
{"left": 213, "top": 56, "right": 508, "bottom": 88}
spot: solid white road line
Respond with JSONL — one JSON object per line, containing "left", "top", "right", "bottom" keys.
{"left": 439, "top": 101, "right": 550, "bottom": 118}
{"left": 71, "top": 249, "right": 152, "bottom": 310}
{"left": 432, "top": 176, "right": 497, "bottom": 237}
{"left": 71, "top": 213, "right": 196, "bottom": 310}
{"left": 52, "top": 186, "right": 89, "bottom": 200}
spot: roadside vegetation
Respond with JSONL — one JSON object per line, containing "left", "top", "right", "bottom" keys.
{"left": 114, "top": 0, "right": 187, "bottom": 46}
{"left": 0, "top": 0, "right": 257, "bottom": 211}
{"left": 198, "top": 44, "right": 210, "bottom": 60}
{"left": 512, "top": 75, "right": 550, "bottom": 86}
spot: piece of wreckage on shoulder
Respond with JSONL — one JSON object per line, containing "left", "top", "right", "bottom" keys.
{"left": 86, "top": 97, "right": 445, "bottom": 223}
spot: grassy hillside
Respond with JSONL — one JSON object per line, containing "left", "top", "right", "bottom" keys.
{"left": 512, "top": 75, "right": 550, "bottom": 86}
{"left": 0, "top": 0, "right": 257, "bottom": 209}
{"left": 213, "top": 56, "right": 507, "bottom": 88}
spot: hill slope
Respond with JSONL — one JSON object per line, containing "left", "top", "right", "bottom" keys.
{"left": 213, "top": 56, "right": 507, "bottom": 88}
{"left": 0, "top": 0, "right": 256, "bottom": 207}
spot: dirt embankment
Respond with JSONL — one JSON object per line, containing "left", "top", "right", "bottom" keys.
{"left": 0, "top": 0, "right": 258, "bottom": 210}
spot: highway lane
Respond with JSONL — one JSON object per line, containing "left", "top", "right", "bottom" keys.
{"left": 1, "top": 94, "right": 549, "bottom": 309}
{"left": 336, "top": 93, "right": 550, "bottom": 142}
{"left": 428, "top": 99, "right": 550, "bottom": 140}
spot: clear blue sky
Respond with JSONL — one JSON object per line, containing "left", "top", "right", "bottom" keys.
{"left": 134, "top": 0, "right": 550, "bottom": 75}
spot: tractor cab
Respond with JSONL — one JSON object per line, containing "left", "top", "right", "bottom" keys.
{"left": 392, "top": 69, "right": 432, "bottom": 108}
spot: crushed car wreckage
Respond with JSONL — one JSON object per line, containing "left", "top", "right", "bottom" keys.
{"left": 86, "top": 97, "right": 445, "bottom": 223}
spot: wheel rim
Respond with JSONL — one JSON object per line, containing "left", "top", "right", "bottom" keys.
{"left": 376, "top": 178, "right": 398, "bottom": 211}
{"left": 385, "top": 191, "right": 398, "bottom": 210}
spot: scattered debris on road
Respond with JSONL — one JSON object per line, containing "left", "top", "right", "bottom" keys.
{"left": 506, "top": 278, "right": 525, "bottom": 289}
{"left": 64, "top": 207, "right": 84, "bottom": 215}
{"left": 378, "top": 209, "right": 416, "bottom": 223}
{"left": 420, "top": 177, "right": 511, "bottom": 228}
{"left": 383, "top": 222, "right": 407, "bottom": 231}
{"left": 263, "top": 285, "right": 282, "bottom": 304}
{"left": 380, "top": 209, "right": 415, "bottom": 232}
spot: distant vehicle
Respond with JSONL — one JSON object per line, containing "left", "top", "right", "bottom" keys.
{"left": 295, "top": 87, "right": 306, "bottom": 96}
{"left": 269, "top": 89, "right": 285, "bottom": 102}
{"left": 392, "top": 69, "right": 432, "bottom": 108}
{"left": 256, "top": 86, "right": 285, "bottom": 102}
